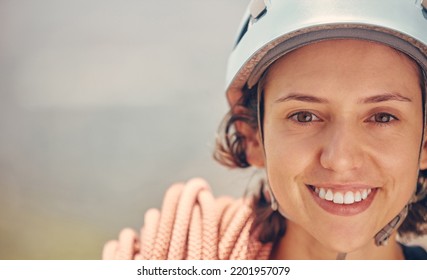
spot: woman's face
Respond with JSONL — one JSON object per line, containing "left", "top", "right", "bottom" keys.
{"left": 258, "top": 39, "right": 426, "bottom": 252}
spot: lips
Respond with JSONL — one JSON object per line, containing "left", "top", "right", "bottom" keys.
{"left": 307, "top": 184, "right": 378, "bottom": 216}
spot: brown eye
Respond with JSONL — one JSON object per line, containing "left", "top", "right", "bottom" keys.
{"left": 290, "top": 111, "right": 320, "bottom": 122}
{"left": 371, "top": 113, "right": 397, "bottom": 123}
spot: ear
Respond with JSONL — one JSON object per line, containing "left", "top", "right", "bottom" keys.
{"left": 420, "top": 132, "right": 427, "bottom": 170}
{"left": 235, "top": 121, "right": 265, "bottom": 168}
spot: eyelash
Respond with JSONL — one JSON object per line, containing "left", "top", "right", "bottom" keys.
{"left": 287, "top": 111, "right": 399, "bottom": 127}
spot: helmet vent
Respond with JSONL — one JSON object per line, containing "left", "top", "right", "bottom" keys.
{"left": 249, "top": 0, "right": 268, "bottom": 20}
{"left": 421, "top": 0, "right": 427, "bottom": 18}
{"left": 234, "top": 0, "right": 269, "bottom": 48}
{"left": 249, "top": 0, "right": 269, "bottom": 26}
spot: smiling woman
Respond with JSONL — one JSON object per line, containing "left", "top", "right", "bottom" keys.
{"left": 103, "top": 0, "right": 427, "bottom": 260}
{"left": 255, "top": 40, "right": 425, "bottom": 259}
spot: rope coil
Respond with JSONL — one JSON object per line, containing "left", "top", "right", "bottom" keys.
{"left": 102, "top": 178, "right": 272, "bottom": 260}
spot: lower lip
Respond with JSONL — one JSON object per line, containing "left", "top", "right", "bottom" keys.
{"left": 308, "top": 186, "right": 377, "bottom": 216}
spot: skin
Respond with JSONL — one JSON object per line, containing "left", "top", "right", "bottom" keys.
{"left": 245, "top": 39, "right": 427, "bottom": 259}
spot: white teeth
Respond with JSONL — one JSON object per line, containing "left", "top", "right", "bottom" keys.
{"left": 325, "top": 189, "right": 334, "bottom": 201}
{"left": 344, "top": 191, "right": 355, "bottom": 204}
{"left": 333, "top": 192, "right": 344, "bottom": 204}
{"left": 319, "top": 188, "right": 326, "bottom": 199}
{"left": 354, "top": 191, "right": 362, "bottom": 202}
{"left": 313, "top": 187, "right": 373, "bottom": 205}
{"left": 362, "top": 189, "right": 368, "bottom": 200}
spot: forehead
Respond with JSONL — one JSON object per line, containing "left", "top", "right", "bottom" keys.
{"left": 265, "top": 39, "right": 421, "bottom": 93}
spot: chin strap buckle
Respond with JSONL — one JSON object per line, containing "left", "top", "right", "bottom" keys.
{"left": 374, "top": 205, "right": 408, "bottom": 246}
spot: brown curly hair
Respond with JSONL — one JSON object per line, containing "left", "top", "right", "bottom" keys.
{"left": 214, "top": 64, "right": 427, "bottom": 244}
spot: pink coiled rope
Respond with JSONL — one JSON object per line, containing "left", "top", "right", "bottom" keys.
{"left": 102, "top": 178, "right": 272, "bottom": 260}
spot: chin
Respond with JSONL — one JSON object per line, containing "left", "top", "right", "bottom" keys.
{"left": 315, "top": 228, "right": 375, "bottom": 255}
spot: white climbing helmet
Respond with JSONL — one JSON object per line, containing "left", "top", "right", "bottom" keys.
{"left": 226, "top": 0, "right": 427, "bottom": 106}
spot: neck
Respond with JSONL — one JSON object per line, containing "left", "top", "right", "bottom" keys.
{"left": 270, "top": 221, "right": 404, "bottom": 260}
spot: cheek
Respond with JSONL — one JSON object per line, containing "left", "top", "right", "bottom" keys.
{"left": 371, "top": 131, "right": 421, "bottom": 205}
{"left": 370, "top": 121, "right": 422, "bottom": 175}
{"left": 263, "top": 127, "right": 315, "bottom": 218}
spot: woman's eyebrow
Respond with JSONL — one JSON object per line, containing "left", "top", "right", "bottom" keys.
{"left": 274, "top": 92, "right": 413, "bottom": 104}
{"left": 274, "top": 93, "right": 328, "bottom": 104}
{"left": 358, "top": 92, "right": 412, "bottom": 104}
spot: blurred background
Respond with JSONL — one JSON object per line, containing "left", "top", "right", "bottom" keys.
{"left": 0, "top": 0, "right": 253, "bottom": 259}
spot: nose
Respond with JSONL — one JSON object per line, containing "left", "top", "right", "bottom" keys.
{"left": 319, "top": 123, "right": 363, "bottom": 172}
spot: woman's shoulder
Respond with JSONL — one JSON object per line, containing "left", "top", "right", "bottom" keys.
{"left": 400, "top": 243, "right": 427, "bottom": 260}
{"left": 102, "top": 177, "right": 272, "bottom": 260}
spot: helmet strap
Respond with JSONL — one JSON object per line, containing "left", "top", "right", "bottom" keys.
{"left": 374, "top": 205, "right": 409, "bottom": 246}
